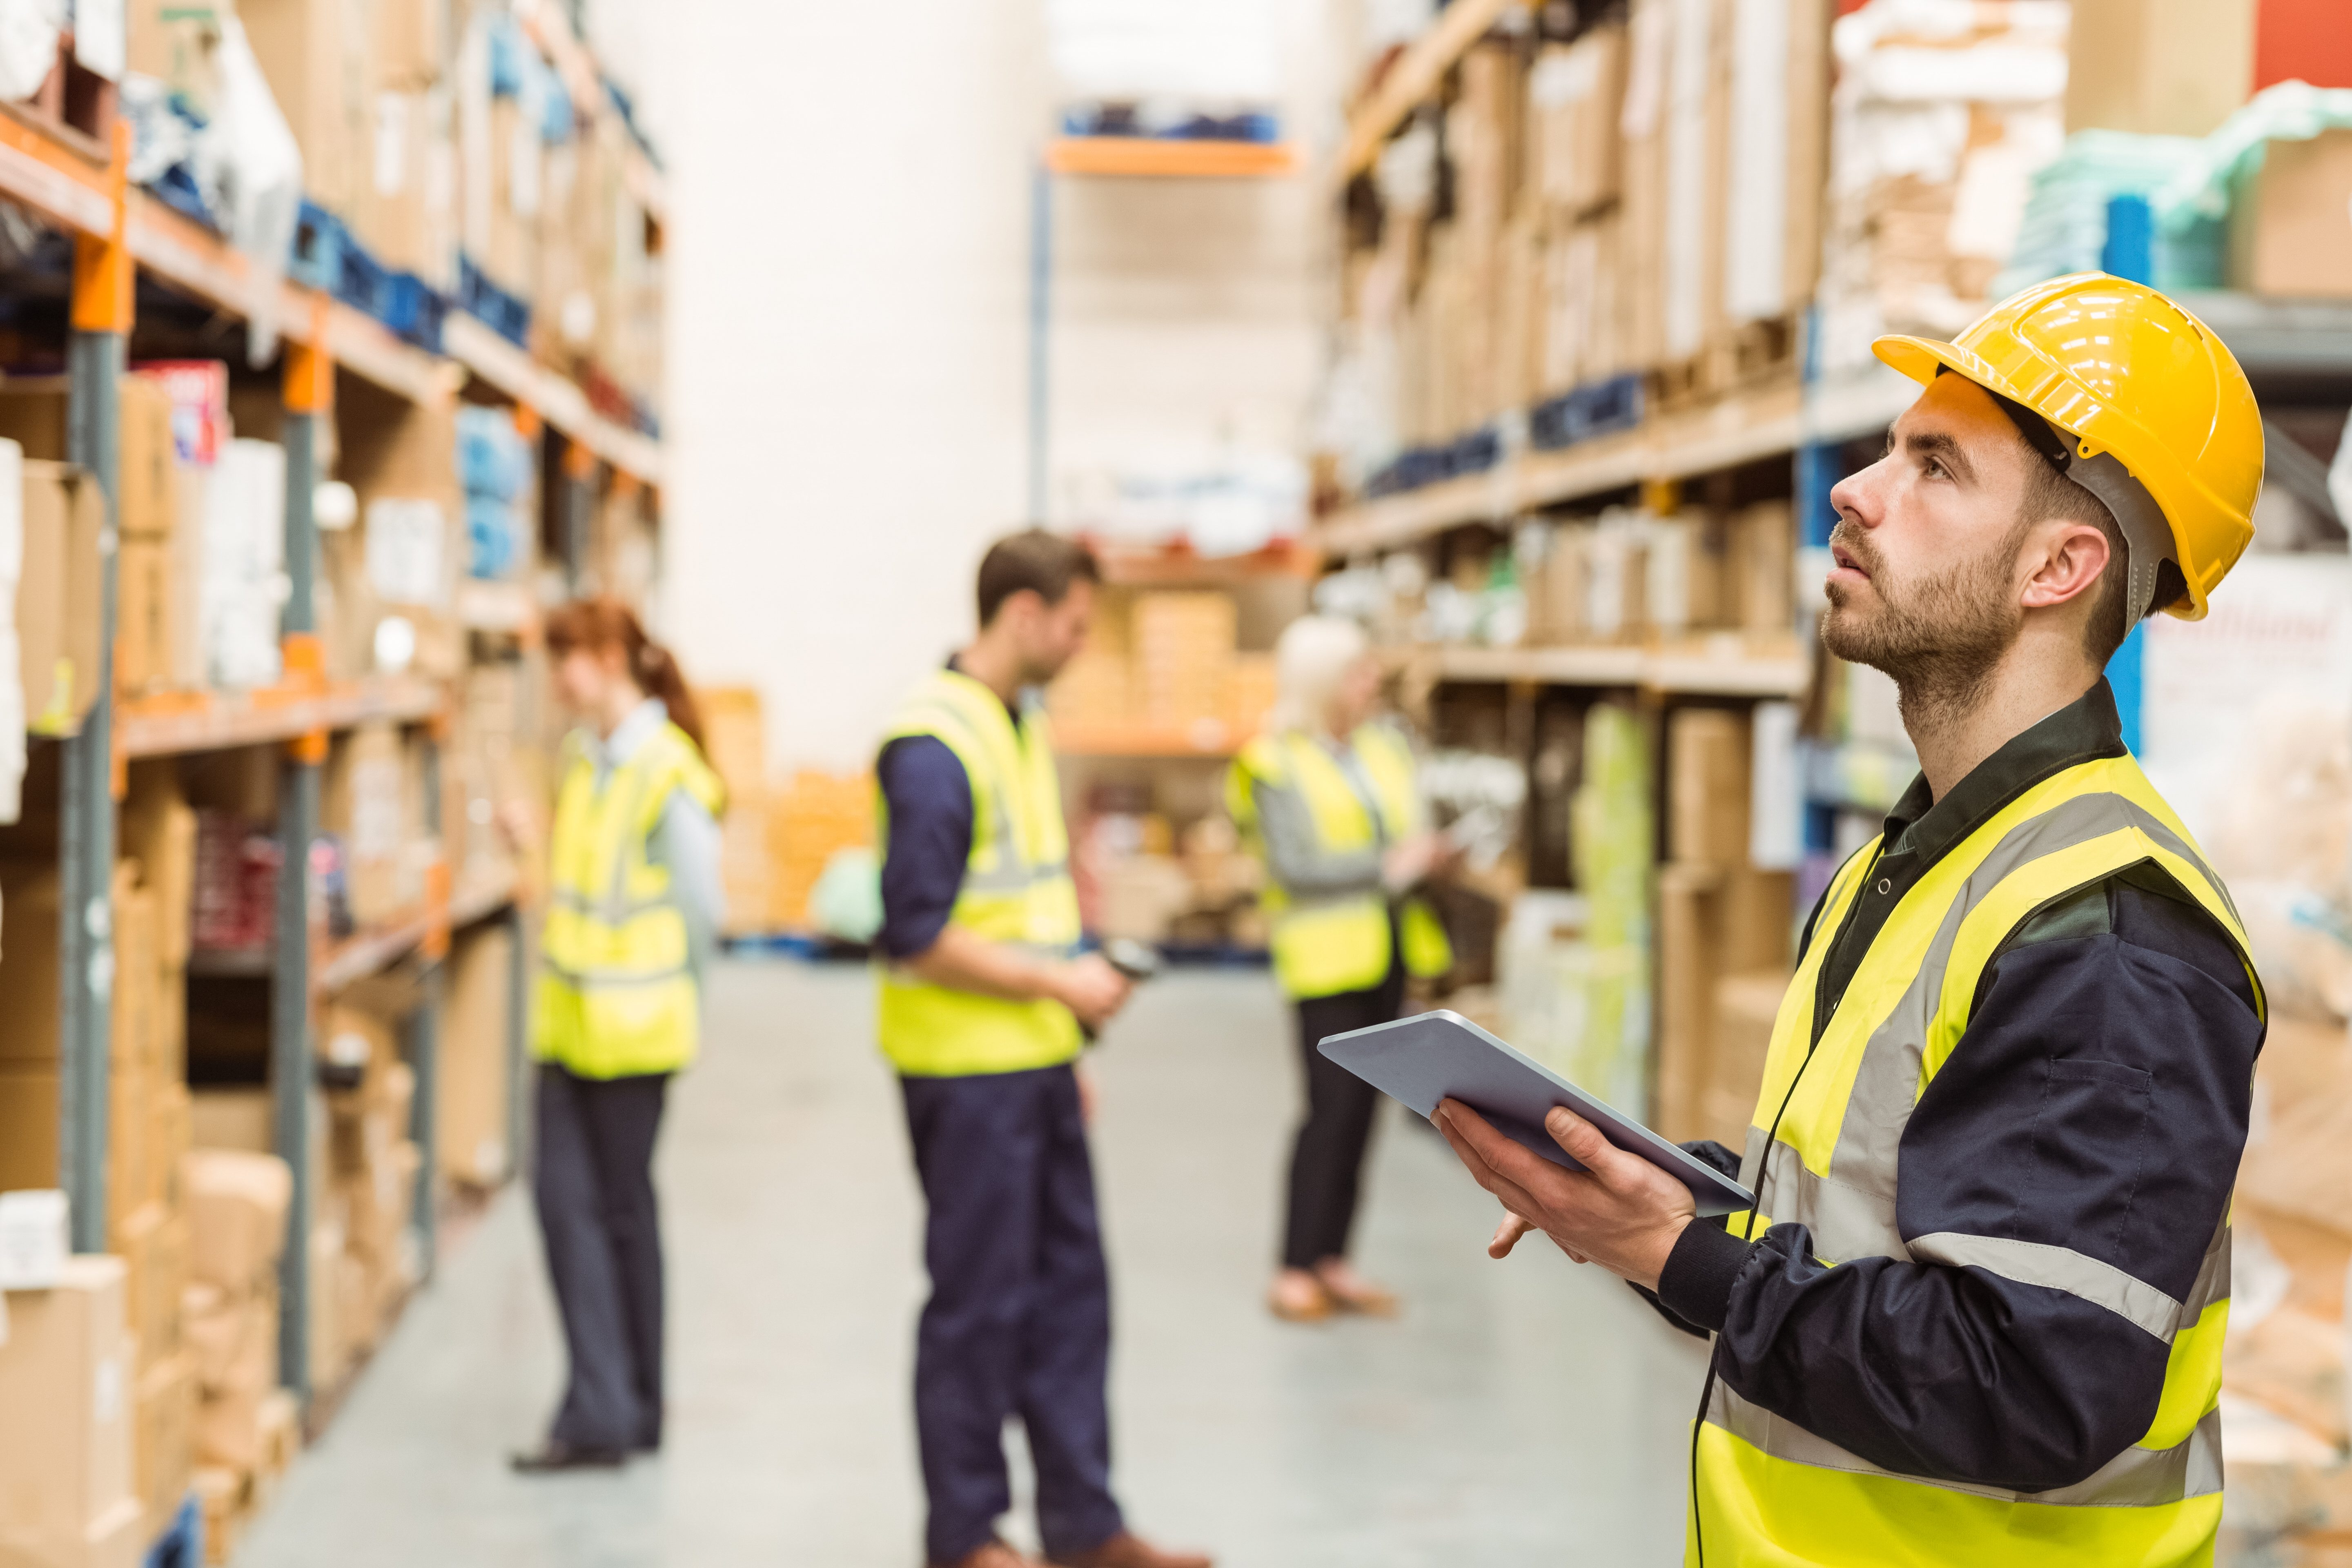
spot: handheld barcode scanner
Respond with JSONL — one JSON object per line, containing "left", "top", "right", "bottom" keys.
{"left": 1080, "top": 938, "right": 1164, "bottom": 1044}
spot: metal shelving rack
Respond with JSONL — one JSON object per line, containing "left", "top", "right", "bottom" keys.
{"left": 16, "top": 61, "right": 661, "bottom": 1417}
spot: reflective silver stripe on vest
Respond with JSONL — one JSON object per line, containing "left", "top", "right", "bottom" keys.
{"left": 542, "top": 959, "right": 692, "bottom": 989}
{"left": 1744, "top": 792, "right": 2230, "bottom": 1267}
{"left": 552, "top": 887, "right": 678, "bottom": 924}
{"left": 1907, "top": 1232, "right": 2182, "bottom": 1341}
{"left": 1706, "top": 1381, "right": 2223, "bottom": 1506}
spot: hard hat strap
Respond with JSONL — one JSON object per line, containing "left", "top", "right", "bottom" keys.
{"left": 1977, "top": 383, "right": 2176, "bottom": 626}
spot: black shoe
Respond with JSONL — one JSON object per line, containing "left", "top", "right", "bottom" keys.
{"left": 510, "top": 1441, "right": 626, "bottom": 1473}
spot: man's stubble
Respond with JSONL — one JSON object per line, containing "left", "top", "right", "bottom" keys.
{"left": 1821, "top": 517, "right": 2029, "bottom": 736}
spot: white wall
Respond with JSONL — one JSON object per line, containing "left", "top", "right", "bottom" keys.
{"left": 654, "top": 0, "right": 1339, "bottom": 775}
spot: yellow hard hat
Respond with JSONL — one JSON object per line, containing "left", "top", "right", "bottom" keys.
{"left": 1873, "top": 272, "right": 2265, "bottom": 622}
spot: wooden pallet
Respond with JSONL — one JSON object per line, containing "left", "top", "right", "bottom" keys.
{"left": 1651, "top": 316, "right": 1800, "bottom": 414}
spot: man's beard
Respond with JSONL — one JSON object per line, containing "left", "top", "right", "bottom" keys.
{"left": 1820, "top": 519, "right": 2026, "bottom": 732}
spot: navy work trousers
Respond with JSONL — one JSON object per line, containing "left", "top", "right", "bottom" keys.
{"left": 902, "top": 1063, "right": 1124, "bottom": 1565}
{"left": 533, "top": 1063, "right": 670, "bottom": 1453}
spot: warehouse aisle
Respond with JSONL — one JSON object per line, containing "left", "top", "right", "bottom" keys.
{"left": 236, "top": 962, "right": 1707, "bottom": 1568}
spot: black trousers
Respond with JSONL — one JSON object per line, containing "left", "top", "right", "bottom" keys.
{"left": 902, "top": 1064, "right": 1123, "bottom": 1566}
{"left": 533, "top": 1063, "right": 670, "bottom": 1452}
{"left": 1283, "top": 958, "right": 1407, "bottom": 1271}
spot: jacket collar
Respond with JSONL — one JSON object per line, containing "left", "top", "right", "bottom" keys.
{"left": 1879, "top": 678, "right": 2129, "bottom": 867}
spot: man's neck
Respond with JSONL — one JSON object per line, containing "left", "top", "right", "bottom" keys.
{"left": 1903, "top": 645, "right": 2099, "bottom": 801}
{"left": 954, "top": 635, "right": 1025, "bottom": 707}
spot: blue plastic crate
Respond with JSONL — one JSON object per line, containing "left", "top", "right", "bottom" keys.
{"left": 1528, "top": 373, "right": 1645, "bottom": 452}
{"left": 143, "top": 1493, "right": 201, "bottom": 1568}
{"left": 456, "top": 255, "right": 532, "bottom": 349}
{"left": 287, "top": 200, "right": 346, "bottom": 294}
{"left": 334, "top": 236, "right": 394, "bottom": 318}
{"left": 376, "top": 272, "right": 449, "bottom": 353}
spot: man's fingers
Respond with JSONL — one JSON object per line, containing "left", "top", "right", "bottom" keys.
{"left": 1488, "top": 1212, "right": 1535, "bottom": 1259}
{"left": 1544, "top": 1107, "right": 1633, "bottom": 1187}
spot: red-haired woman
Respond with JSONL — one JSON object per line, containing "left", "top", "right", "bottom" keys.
{"left": 508, "top": 598, "right": 726, "bottom": 1472}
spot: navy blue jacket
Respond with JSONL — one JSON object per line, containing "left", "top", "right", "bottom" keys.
{"left": 1650, "top": 681, "right": 2262, "bottom": 1493}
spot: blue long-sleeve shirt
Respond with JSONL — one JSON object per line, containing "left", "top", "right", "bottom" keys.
{"left": 1648, "top": 681, "right": 2262, "bottom": 1493}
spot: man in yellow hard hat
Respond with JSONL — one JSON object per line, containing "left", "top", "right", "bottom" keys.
{"left": 1433, "top": 274, "right": 2268, "bottom": 1566}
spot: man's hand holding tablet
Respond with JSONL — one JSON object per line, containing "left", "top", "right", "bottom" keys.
{"left": 1431, "top": 1100, "right": 1696, "bottom": 1291}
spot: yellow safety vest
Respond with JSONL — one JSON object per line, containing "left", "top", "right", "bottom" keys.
{"left": 1227, "top": 724, "right": 1453, "bottom": 1001}
{"left": 534, "top": 720, "right": 726, "bottom": 1080}
{"left": 1694, "top": 753, "right": 2260, "bottom": 1567}
{"left": 876, "top": 669, "right": 1084, "bottom": 1077}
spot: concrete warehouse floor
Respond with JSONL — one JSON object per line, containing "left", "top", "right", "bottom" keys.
{"left": 235, "top": 962, "right": 1706, "bottom": 1568}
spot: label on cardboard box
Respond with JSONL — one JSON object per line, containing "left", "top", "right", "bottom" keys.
{"left": 0, "top": 1188, "right": 69, "bottom": 1289}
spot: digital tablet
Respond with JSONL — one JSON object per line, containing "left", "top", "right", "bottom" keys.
{"left": 1319, "top": 1009, "right": 1755, "bottom": 1218}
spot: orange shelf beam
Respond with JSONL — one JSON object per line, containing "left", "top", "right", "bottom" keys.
{"left": 1044, "top": 138, "right": 1301, "bottom": 179}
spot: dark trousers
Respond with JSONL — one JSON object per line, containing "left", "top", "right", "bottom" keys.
{"left": 902, "top": 1064, "right": 1123, "bottom": 1565}
{"left": 1283, "top": 960, "right": 1407, "bottom": 1271}
{"left": 532, "top": 1063, "right": 670, "bottom": 1452}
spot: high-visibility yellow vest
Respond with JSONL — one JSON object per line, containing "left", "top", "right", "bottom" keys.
{"left": 535, "top": 719, "right": 727, "bottom": 1080}
{"left": 876, "top": 669, "right": 1084, "bottom": 1077}
{"left": 1693, "top": 753, "right": 2260, "bottom": 1567}
{"left": 1227, "top": 724, "right": 1453, "bottom": 1001}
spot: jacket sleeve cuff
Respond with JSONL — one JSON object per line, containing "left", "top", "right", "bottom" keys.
{"left": 1656, "top": 1219, "right": 1755, "bottom": 1334}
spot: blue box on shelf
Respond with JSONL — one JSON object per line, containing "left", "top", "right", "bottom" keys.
{"left": 288, "top": 200, "right": 347, "bottom": 294}
{"left": 1529, "top": 373, "right": 1644, "bottom": 452}
{"left": 456, "top": 254, "right": 532, "bottom": 348}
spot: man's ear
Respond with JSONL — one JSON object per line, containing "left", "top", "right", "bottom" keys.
{"left": 2018, "top": 521, "right": 2112, "bottom": 611}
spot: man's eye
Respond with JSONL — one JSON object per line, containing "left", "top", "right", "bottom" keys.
{"left": 1922, "top": 457, "right": 1946, "bottom": 479}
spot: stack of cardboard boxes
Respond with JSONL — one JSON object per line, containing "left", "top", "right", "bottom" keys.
{"left": 1652, "top": 707, "right": 1797, "bottom": 1147}
{"left": 437, "top": 924, "right": 515, "bottom": 1192}
{"left": 0, "top": 1253, "right": 148, "bottom": 1568}
{"left": 699, "top": 688, "right": 775, "bottom": 936}
{"left": 1047, "top": 588, "right": 1279, "bottom": 747}
{"left": 1813, "top": 0, "right": 2071, "bottom": 372}
{"left": 321, "top": 721, "right": 435, "bottom": 932}
{"left": 180, "top": 1149, "right": 295, "bottom": 1564}
{"left": 1521, "top": 497, "right": 1797, "bottom": 650}
{"left": 765, "top": 772, "right": 876, "bottom": 935}
{"left": 316, "top": 1001, "right": 422, "bottom": 1386}
{"left": 1335, "top": 0, "right": 1829, "bottom": 494}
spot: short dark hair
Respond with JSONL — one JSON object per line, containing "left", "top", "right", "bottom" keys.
{"left": 976, "top": 529, "right": 1101, "bottom": 628}
{"left": 2017, "top": 458, "right": 2132, "bottom": 665}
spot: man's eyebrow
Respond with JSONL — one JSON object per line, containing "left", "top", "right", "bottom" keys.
{"left": 1901, "top": 428, "right": 1978, "bottom": 484}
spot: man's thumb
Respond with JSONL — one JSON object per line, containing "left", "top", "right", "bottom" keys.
{"left": 1545, "top": 1106, "right": 1613, "bottom": 1175}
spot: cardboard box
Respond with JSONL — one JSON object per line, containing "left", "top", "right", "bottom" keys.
{"left": 105, "top": 1066, "right": 154, "bottom": 1236}
{"left": 123, "top": 765, "right": 199, "bottom": 972}
{"left": 21, "top": 460, "right": 105, "bottom": 736}
{"left": 1529, "top": 24, "right": 1626, "bottom": 218}
{"left": 133, "top": 1354, "right": 197, "bottom": 1535}
{"left": 1706, "top": 970, "right": 1790, "bottom": 1148}
{"left": 0, "top": 1062, "right": 60, "bottom": 1192}
{"left": 182, "top": 1151, "right": 291, "bottom": 1297}
{"left": 0, "top": 861, "right": 64, "bottom": 1064}
{"left": 322, "top": 721, "right": 422, "bottom": 929}
{"left": 241, "top": 0, "right": 361, "bottom": 214}
{"left": 1655, "top": 864, "right": 1722, "bottom": 1143}
{"left": 439, "top": 923, "right": 512, "bottom": 1189}
{"left": 353, "top": 86, "right": 456, "bottom": 283}
{"left": 2231, "top": 129, "right": 2352, "bottom": 300}
{"left": 189, "top": 1088, "right": 272, "bottom": 1156}
{"left": 0, "top": 1257, "right": 136, "bottom": 1553}
{"left": 369, "top": 0, "right": 442, "bottom": 88}
{"left": 116, "top": 538, "right": 178, "bottom": 697}
{"left": 1669, "top": 708, "right": 1750, "bottom": 872}
{"left": 118, "top": 374, "right": 178, "bottom": 541}
{"left": 118, "top": 1202, "right": 189, "bottom": 1375}
{"left": 2065, "top": 0, "right": 2255, "bottom": 137}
